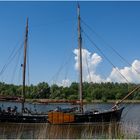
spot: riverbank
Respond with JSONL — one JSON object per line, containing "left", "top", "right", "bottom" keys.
{"left": 25, "top": 99, "right": 140, "bottom": 104}
{"left": 0, "top": 98, "right": 139, "bottom": 104}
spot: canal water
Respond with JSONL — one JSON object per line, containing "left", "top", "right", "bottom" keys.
{"left": 0, "top": 101, "right": 140, "bottom": 139}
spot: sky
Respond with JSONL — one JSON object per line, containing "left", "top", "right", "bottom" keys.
{"left": 0, "top": 1, "right": 140, "bottom": 86}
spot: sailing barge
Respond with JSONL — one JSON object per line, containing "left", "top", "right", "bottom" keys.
{"left": 0, "top": 18, "right": 48, "bottom": 123}
{"left": 47, "top": 4, "right": 124, "bottom": 124}
{"left": 0, "top": 4, "right": 139, "bottom": 124}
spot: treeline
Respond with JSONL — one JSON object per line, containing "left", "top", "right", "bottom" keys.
{"left": 0, "top": 82, "right": 140, "bottom": 102}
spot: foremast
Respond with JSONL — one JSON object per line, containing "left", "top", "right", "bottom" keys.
{"left": 22, "top": 18, "right": 28, "bottom": 113}
{"left": 77, "top": 4, "right": 83, "bottom": 113}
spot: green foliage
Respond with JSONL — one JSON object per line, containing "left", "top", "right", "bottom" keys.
{"left": 0, "top": 82, "right": 139, "bottom": 101}
{"left": 86, "top": 97, "right": 92, "bottom": 103}
{"left": 36, "top": 82, "right": 50, "bottom": 98}
{"left": 102, "top": 96, "right": 107, "bottom": 102}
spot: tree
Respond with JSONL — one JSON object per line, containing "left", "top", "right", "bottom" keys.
{"left": 36, "top": 82, "right": 50, "bottom": 98}
{"left": 50, "top": 84, "right": 61, "bottom": 99}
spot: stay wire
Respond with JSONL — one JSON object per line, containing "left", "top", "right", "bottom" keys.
{"left": 81, "top": 18, "right": 140, "bottom": 75}
{"left": 81, "top": 19, "right": 139, "bottom": 116}
{"left": 85, "top": 55, "right": 92, "bottom": 83}
{"left": 121, "top": 85, "right": 140, "bottom": 118}
{"left": 17, "top": 59, "right": 22, "bottom": 85}
{"left": 49, "top": 52, "right": 73, "bottom": 85}
{"left": 10, "top": 46, "right": 23, "bottom": 84}
{"left": 48, "top": 29, "right": 75, "bottom": 85}
{"left": 0, "top": 41, "right": 23, "bottom": 76}
{"left": 64, "top": 53, "right": 73, "bottom": 80}
{"left": 0, "top": 41, "right": 24, "bottom": 77}
{"left": 82, "top": 29, "right": 130, "bottom": 84}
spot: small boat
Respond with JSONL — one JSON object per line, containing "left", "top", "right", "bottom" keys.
{"left": 0, "top": 18, "right": 48, "bottom": 123}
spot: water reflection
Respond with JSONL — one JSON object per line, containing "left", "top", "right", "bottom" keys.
{"left": 0, "top": 102, "right": 140, "bottom": 138}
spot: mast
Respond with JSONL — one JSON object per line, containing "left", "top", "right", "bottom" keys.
{"left": 77, "top": 4, "right": 83, "bottom": 113}
{"left": 22, "top": 17, "right": 28, "bottom": 113}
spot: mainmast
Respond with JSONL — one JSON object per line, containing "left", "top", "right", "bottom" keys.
{"left": 22, "top": 18, "right": 28, "bottom": 113}
{"left": 77, "top": 4, "right": 83, "bottom": 113}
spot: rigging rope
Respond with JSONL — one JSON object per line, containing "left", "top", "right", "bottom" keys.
{"left": 82, "top": 29, "right": 130, "bottom": 84}
{"left": 115, "top": 85, "right": 140, "bottom": 106}
{"left": 64, "top": 53, "right": 73, "bottom": 81}
{"left": 85, "top": 55, "right": 92, "bottom": 83}
{"left": 17, "top": 61, "right": 22, "bottom": 85}
{"left": 80, "top": 26, "right": 140, "bottom": 119}
{"left": 81, "top": 19, "right": 140, "bottom": 117}
{"left": 0, "top": 41, "right": 24, "bottom": 78}
{"left": 10, "top": 45, "right": 23, "bottom": 84}
{"left": 112, "top": 84, "right": 140, "bottom": 118}
{"left": 49, "top": 49, "right": 73, "bottom": 85}
{"left": 81, "top": 18, "right": 140, "bottom": 75}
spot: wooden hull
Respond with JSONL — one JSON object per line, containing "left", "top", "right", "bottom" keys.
{"left": 48, "top": 107, "right": 124, "bottom": 124}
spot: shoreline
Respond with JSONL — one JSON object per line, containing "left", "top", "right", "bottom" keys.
{"left": 0, "top": 98, "right": 140, "bottom": 104}
{"left": 27, "top": 99, "right": 140, "bottom": 104}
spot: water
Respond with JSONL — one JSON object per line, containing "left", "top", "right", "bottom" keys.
{"left": 0, "top": 101, "right": 140, "bottom": 139}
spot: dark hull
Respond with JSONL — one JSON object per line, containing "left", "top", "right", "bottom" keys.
{"left": 0, "top": 107, "right": 124, "bottom": 124}
{"left": 0, "top": 113, "right": 48, "bottom": 123}
{"left": 47, "top": 107, "right": 124, "bottom": 124}
{"left": 74, "top": 107, "right": 124, "bottom": 123}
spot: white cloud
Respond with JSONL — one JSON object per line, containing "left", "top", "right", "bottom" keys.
{"left": 108, "top": 60, "right": 140, "bottom": 83}
{"left": 73, "top": 49, "right": 102, "bottom": 71}
{"left": 73, "top": 48, "right": 140, "bottom": 84}
{"left": 73, "top": 48, "right": 104, "bottom": 83}
{"left": 59, "top": 49, "right": 140, "bottom": 86}
{"left": 86, "top": 72, "right": 105, "bottom": 83}
{"left": 58, "top": 79, "right": 71, "bottom": 87}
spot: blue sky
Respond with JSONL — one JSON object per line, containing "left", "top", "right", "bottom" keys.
{"left": 0, "top": 1, "right": 140, "bottom": 85}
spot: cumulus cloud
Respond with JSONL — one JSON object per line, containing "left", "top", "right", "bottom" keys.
{"left": 107, "top": 60, "right": 140, "bottom": 83}
{"left": 59, "top": 49, "right": 140, "bottom": 87}
{"left": 73, "top": 48, "right": 104, "bottom": 83}
{"left": 73, "top": 48, "right": 140, "bottom": 84}
{"left": 73, "top": 49, "right": 102, "bottom": 71}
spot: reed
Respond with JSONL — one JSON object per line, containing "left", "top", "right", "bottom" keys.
{"left": 0, "top": 122, "right": 139, "bottom": 139}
